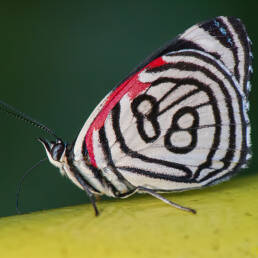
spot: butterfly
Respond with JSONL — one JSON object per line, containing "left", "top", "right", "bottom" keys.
{"left": 2, "top": 16, "right": 252, "bottom": 216}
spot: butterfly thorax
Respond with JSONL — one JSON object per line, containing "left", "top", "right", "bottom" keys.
{"left": 38, "top": 137, "right": 135, "bottom": 198}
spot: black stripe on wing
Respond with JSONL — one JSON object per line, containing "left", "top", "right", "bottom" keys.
{"left": 116, "top": 166, "right": 196, "bottom": 182}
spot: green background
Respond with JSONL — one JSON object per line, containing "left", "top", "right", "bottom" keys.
{"left": 0, "top": 0, "right": 257, "bottom": 217}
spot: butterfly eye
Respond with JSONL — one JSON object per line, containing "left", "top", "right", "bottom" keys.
{"left": 51, "top": 143, "right": 65, "bottom": 161}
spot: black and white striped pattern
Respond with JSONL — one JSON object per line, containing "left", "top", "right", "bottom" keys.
{"left": 178, "top": 16, "right": 252, "bottom": 96}
{"left": 72, "top": 16, "right": 252, "bottom": 195}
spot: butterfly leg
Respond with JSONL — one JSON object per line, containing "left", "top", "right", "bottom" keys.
{"left": 73, "top": 172, "right": 99, "bottom": 216}
{"left": 137, "top": 186, "right": 196, "bottom": 214}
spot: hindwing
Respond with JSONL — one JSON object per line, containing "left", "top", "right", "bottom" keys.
{"left": 73, "top": 16, "right": 252, "bottom": 192}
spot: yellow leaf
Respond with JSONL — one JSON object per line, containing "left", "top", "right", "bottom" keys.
{"left": 0, "top": 174, "right": 257, "bottom": 258}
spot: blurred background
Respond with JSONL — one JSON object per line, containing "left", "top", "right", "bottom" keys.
{"left": 0, "top": 0, "right": 257, "bottom": 217}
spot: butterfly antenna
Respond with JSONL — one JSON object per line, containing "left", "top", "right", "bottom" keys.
{"left": 0, "top": 100, "right": 59, "bottom": 139}
{"left": 16, "top": 158, "right": 47, "bottom": 214}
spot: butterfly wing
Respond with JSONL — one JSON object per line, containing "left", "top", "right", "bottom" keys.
{"left": 73, "top": 16, "right": 252, "bottom": 192}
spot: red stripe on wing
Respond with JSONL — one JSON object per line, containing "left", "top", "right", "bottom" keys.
{"left": 86, "top": 57, "right": 166, "bottom": 167}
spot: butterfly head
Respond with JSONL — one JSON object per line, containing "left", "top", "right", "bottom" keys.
{"left": 38, "top": 137, "right": 67, "bottom": 170}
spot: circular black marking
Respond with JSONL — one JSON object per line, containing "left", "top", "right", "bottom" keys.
{"left": 112, "top": 103, "right": 193, "bottom": 180}
{"left": 164, "top": 107, "right": 199, "bottom": 154}
{"left": 131, "top": 94, "right": 160, "bottom": 143}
